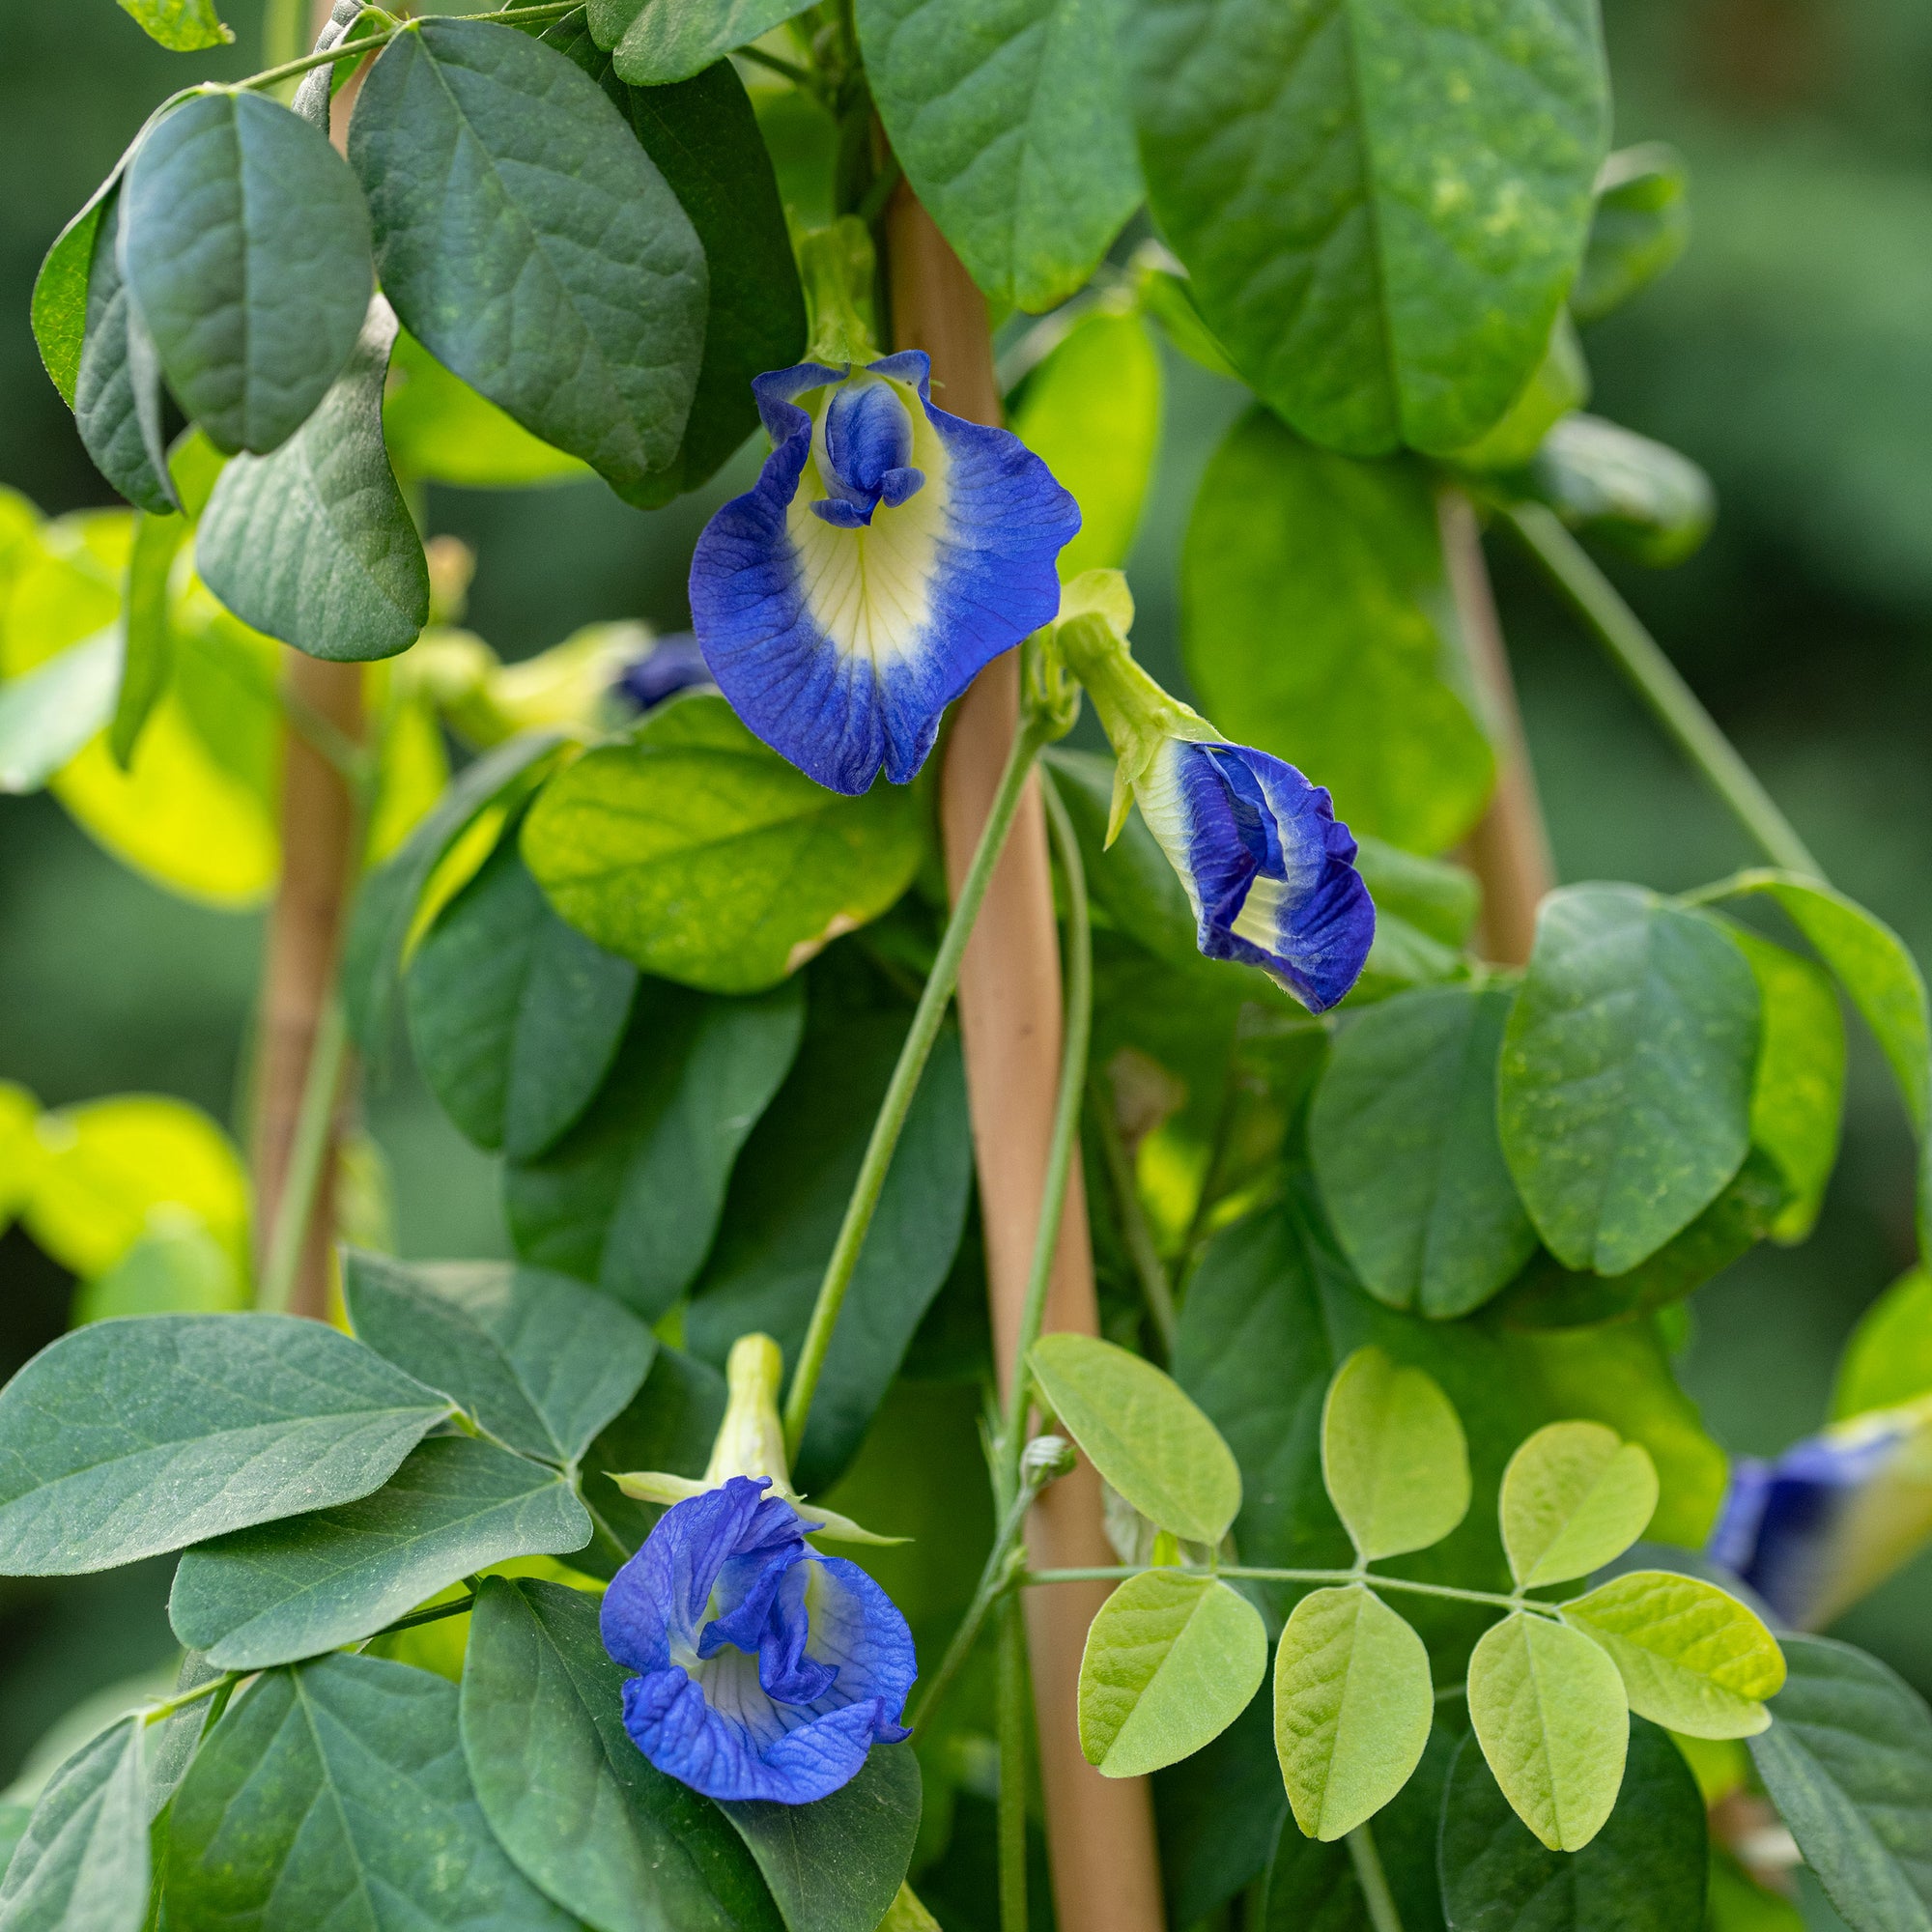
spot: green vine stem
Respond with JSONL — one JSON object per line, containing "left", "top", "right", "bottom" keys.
{"left": 781, "top": 713, "right": 1054, "bottom": 1458}
{"left": 1021, "top": 1565, "right": 1567, "bottom": 1620}
{"left": 255, "top": 995, "right": 349, "bottom": 1316}
{"left": 1346, "top": 1822, "right": 1407, "bottom": 1932}
{"left": 1503, "top": 502, "right": 1825, "bottom": 880}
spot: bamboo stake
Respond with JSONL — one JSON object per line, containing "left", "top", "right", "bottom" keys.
{"left": 885, "top": 187, "right": 1167, "bottom": 1932}
{"left": 1439, "top": 491, "right": 1554, "bottom": 966}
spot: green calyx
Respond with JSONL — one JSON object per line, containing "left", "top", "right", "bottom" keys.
{"left": 799, "top": 216, "right": 883, "bottom": 368}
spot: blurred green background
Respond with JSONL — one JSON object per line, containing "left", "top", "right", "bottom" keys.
{"left": 1, "top": 0, "right": 1928, "bottom": 1821}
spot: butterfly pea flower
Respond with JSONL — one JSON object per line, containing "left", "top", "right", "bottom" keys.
{"left": 601, "top": 1335, "right": 916, "bottom": 1804}
{"left": 1052, "top": 573, "right": 1375, "bottom": 1013}
{"left": 688, "top": 350, "right": 1079, "bottom": 796}
{"left": 1708, "top": 1395, "right": 1932, "bottom": 1631}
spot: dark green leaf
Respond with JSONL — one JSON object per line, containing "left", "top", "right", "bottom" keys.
{"left": 118, "top": 0, "right": 233, "bottom": 51}
{"left": 586, "top": 0, "right": 811, "bottom": 85}
{"left": 721, "top": 1745, "right": 921, "bottom": 1932}
{"left": 123, "top": 92, "right": 373, "bottom": 455}
{"left": 406, "top": 825, "right": 639, "bottom": 1160}
{"left": 0, "top": 1314, "right": 451, "bottom": 1576}
{"left": 1129, "top": 0, "right": 1608, "bottom": 453}
{"left": 73, "top": 189, "right": 174, "bottom": 516}
{"left": 461, "top": 1578, "right": 781, "bottom": 1932}
{"left": 168, "top": 1435, "right": 591, "bottom": 1669}
{"left": 503, "top": 978, "right": 806, "bottom": 1321}
{"left": 858, "top": 0, "right": 1143, "bottom": 311}
{"left": 1439, "top": 1716, "right": 1706, "bottom": 1929}
{"left": 544, "top": 14, "right": 806, "bottom": 501}
{"left": 1520, "top": 414, "right": 1716, "bottom": 568}
{"left": 342, "top": 728, "right": 567, "bottom": 1056}
{"left": 166, "top": 1651, "right": 581, "bottom": 1930}
{"left": 349, "top": 16, "right": 706, "bottom": 497}
{"left": 341, "top": 1251, "right": 656, "bottom": 1463}
{"left": 111, "top": 504, "right": 188, "bottom": 768}
{"left": 196, "top": 296, "right": 429, "bottom": 664}
{"left": 522, "top": 696, "right": 926, "bottom": 997}
{"left": 579, "top": 1344, "right": 726, "bottom": 1575}
{"left": 0, "top": 631, "right": 122, "bottom": 795}
{"left": 1747, "top": 1635, "right": 1932, "bottom": 1932}
{"left": 1183, "top": 411, "right": 1494, "bottom": 853}
{"left": 1571, "top": 143, "right": 1690, "bottom": 326}
{"left": 0, "top": 1718, "right": 147, "bottom": 1932}
{"left": 1311, "top": 984, "right": 1536, "bottom": 1319}
{"left": 687, "top": 1015, "right": 973, "bottom": 1494}
{"left": 1498, "top": 885, "right": 1760, "bottom": 1274}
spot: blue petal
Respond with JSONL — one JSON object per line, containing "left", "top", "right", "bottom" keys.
{"left": 689, "top": 351, "right": 1081, "bottom": 795}
{"left": 1137, "top": 739, "right": 1375, "bottom": 1011}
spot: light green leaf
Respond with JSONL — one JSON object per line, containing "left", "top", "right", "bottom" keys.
{"left": 1271, "top": 1583, "right": 1432, "bottom": 1841}
{"left": 859, "top": 0, "right": 1143, "bottom": 311}
{"left": 349, "top": 16, "right": 706, "bottom": 497}
{"left": 1182, "top": 411, "right": 1494, "bottom": 854}
{"left": 0, "top": 1718, "right": 147, "bottom": 1932}
{"left": 507, "top": 978, "right": 807, "bottom": 1324}
{"left": 1310, "top": 985, "right": 1536, "bottom": 1320}
{"left": 0, "top": 630, "right": 122, "bottom": 795}
{"left": 1011, "top": 302, "right": 1162, "bottom": 576}
{"left": 1078, "top": 1570, "right": 1266, "bottom": 1778}
{"left": 459, "top": 1578, "right": 780, "bottom": 1932}
{"left": 1747, "top": 1635, "right": 1932, "bottom": 1932}
{"left": 1129, "top": 0, "right": 1609, "bottom": 453}
{"left": 196, "top": 296, "right": 428, "bottom": 665}
{"left": 1562, "top": 1570, "right": 1784, "bottom": 1740}
{"left": 522, "top": 695, "right": 925, "bottom": 996}
{"left": 74, "top": 189, "right": 175, "bottom": 515}
{"left": 1499, "top": 884, "right": 1761, "bottom": 1274}
{"left": 383, "top": 330, "right": 590, "bottom": 489}
{"left": 1522, "top": 413, "right": 1716, "bottom": 568}
{"left": 1499, "top": 1421, "right": 1659, "bottom": 1588}
{"left": 111, "top": 502, "right": 188, "bottom": 769}
{"left": 168, "top": 1435, "right": 591, "bottom": 1669}
{"left": 124, "top": 92, "right": 373, "bottom": 455}
{"left": 1571, "top": 143, "right": 1690, "bottom": 326}
{"left": 0, "top": 1315, "right": 451, "bottom": 1576}
{"left": 407, "top": 824, "right": 639, "bottom": 1160}
{"left": 587, "top": 0, "right": 812, "bottom": 85}
{"left": 71, "top": 1221, "right": 245, "bottom": 1324}
{"left": 1320, "top": 1345, "right": 1469, "bottom": 1562}
{"left": 1725, "top": 923, "right": 1845, "bottom": 1244}
{"left": 1030, "top": 1333, "right": 1242, "bottom": 1546}
{"left": 342, "top": 1251, "right": 655, "bottom": 1464}
{"left": 118, "top": 0, "right": 232, "bottom": 51}
{"left": 1833, "top": 1266, "right": 1932, "bottom": 1421}
{"left": 1467, "top": 1610, "right": 1628, "bottom": 1852}
{"left": 166, "top": 1652, "right": 581, "bottom": 1930}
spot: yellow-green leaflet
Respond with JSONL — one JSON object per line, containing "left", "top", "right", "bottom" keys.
{"left": 1077, "top": 1570, "right": 1266, "bottom": 1778}
{"left": 1468, "top": 1612, "right": 1629, "bottom": 1852}
{"left": 1321, "top": 1347, "right": 1470, "bottom": 1560}
{"left": 1562, "top": 1570, "right": 1785, "bottom": 1739}
{"left": 1273, "top": 1584, "right": 1433, "bottom": 1841}
{"left": 1500, "top": 1422, "right": 1660, "bottom": 1588}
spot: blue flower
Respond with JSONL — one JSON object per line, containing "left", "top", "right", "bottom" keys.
{"left": 613, "top": 632, "right": 711, "bottom": 713}
{"left": 689, "top": 353, "right": 1080, "bottom": 795}
{"left": 1136, "top": 737, "right": 1375, "bottom": 1012}
{"left": 601, "top": 1474, "right": 916, "bottom": 1804}
{"left": 1708, "top": 1399, "right": 1932, "bottom": 1630}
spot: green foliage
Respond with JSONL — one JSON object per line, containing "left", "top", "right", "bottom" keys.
{"left": 1498, "top": 1422, "right": 1658, "bottom": 1589}
{"left": 0, "top": 1315, "right": 452, "bottom": 1575}
{"left": 1310, "top": 986, "right": 1537, "bottom": 1320}
{"left": 1321, "top": 1346, "right": 1469, "bottom": 1562}
{"left": 1747, "top": 1636, "right": 1932, "bottom": 1932}
{"left": 523, "top": 696, "right": 925, "bottom": 995}
{"left": 1078, "top": 1570, "right": 1266, "bottom": 1777}
{"left": 1272, "top": 1584, "right": 1432, "bottom": 1842}
{"left": 349, "top": 17, "right": 706, "bottom": 499}
{"left": 1183, "top": 411, "right": 1494, "bottom": 853}
{"left": 1499, "top": 885, "right": 1761, "bottom": 1274}
{"left": 1030, "top": 1332, "right": 1242, "bottom": 1546}
{"left": 124, "top": 93, "right": 373, "bottom": 456}
{"left": 859, "top": 0, "right": 1142, "bottom": 311}
{"left": 0, "top": 1718, "right": 148, "bottom": 1932}
{"left": 196, "top": 297, "right": 429, "bottom": 664}
{"left": 1129, "top": 0, "right": 1608, "bottom": 453}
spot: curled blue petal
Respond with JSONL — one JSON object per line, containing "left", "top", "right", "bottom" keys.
{"left": 1708, "top": 1402, "right": 1932, "bottom": 1631}
{"left": 689, "top": 352, "right": 1080, "bottom": 795}
{"left": 1136, "top": 738, "right": 1375, "bottom": 1011}
{"left": 601, "top": 1474, "right": 917, "bottom": 1804}
{"left": 613, "top": 632, "right": 712, "bottom": 713}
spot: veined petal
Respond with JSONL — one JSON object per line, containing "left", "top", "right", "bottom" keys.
{"left": 690, "top": 351, "right": 1080, "bottom": 795}
{"left": 1137, "top": 738, "right": 1375, "bottom": 1011}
